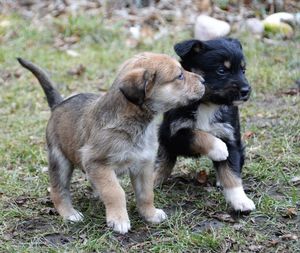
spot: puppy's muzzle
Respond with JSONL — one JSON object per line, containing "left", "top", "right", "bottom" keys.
{"left": 240, "top": 86, "right": 251, "bottom": 101}
{"left": 196, "top": 77, "right": 205, "bottom": 100}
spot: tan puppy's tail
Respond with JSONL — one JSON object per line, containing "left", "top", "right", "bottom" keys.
{"left": 17, "top": 58, "right": 63, "bottom": 110}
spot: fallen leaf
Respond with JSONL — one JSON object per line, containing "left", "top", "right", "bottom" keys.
{"left": 14, "top": 196, "right": 32, "bottom": 206}
{"left": 196, "top": 170, "right": 208, "bottom": 184}
{"left": 67, "top": 64, "right": 86, "bottom": 76}
{"left": 267, "top": 239, "right": 279, "bottom": 246}
{"left": 64, "top": 36, "right": 80, "bottom": 44}
{"left": 273, "top": 56, "right": 285, "bottom": 63}
{"left": 243, "top": 131, "right": 255, "bottom": 140}
{"left": 211, "top": 212, "right": 236, "bottom": 223}
{"left": 282, "top": 207, "right": 297, "bottom": 218}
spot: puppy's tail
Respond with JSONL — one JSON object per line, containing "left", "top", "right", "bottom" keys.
{"left": 17, "top": 58, "right": 63, "bottom": 109}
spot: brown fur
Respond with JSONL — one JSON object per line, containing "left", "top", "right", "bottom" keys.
{"left": 19, "top": 53, "right": 205, "bottom": 234}
{"left": 216, "top": 162, "right": 242, "bottom": 189}
{"left": 190, "top": 130, "right": 215, "bottom": 155}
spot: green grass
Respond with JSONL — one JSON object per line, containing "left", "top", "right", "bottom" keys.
{"left": 1, "top": 13, "right": 299, "bottom": 252}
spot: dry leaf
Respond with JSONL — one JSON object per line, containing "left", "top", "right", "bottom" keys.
{"left": 243, "top": 131, "right": 255, "bottom": 140}
{"left": 282, "top": 207, "right": 297, "bottom": 218}
{"left": 196, "top": 170, "right": 208, "bottom": 184}
{"left": 268, "top": 239, "right": 279, "bottom": 246}
{"left": 67, "top": 64, "right": 86, "bottom": 76}
{"left": 211, "top": 212, "right": 236, "bottom": 223}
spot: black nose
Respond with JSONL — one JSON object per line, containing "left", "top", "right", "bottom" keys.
{"left": 240, "top": 86, "right": 251, "bottom": 99}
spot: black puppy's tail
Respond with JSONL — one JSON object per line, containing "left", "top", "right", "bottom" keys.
{"left": 17, "top": 58, "right": 63, "bottom": 109}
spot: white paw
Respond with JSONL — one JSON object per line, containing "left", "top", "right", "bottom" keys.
{"left": 66, "top": 210, "right": 84, "bottom": 222}
{"left": 207, "top": 138, "right": 228, "bottom": 161}
{"left": 145, "top": 209, "right": 167, "bottom": 224}
{"left": 107, "top": 218, "right": 131, "bottom": 234}
{"left": 224, "top": 187, "right": 256, "bottom": 212}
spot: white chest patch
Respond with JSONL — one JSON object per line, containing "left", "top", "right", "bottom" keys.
{"left": 126, "top": 120, "right": 158, "bottom": 174}
{"left": 195, "top": 104, "right": 235, "bottom": 141}
{"left": 195, "top": 103, "right": 220, "bottom": 131}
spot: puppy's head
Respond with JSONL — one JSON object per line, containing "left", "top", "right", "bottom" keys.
{"left": 117, "top": 52, "right": 205, "bottom": 112}
{"left": 174, "top": 38, "right": 251, "bottom": 106}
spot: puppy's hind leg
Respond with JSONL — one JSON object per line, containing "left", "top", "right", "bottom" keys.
{"left": 48, "top": 147, "right": 83, "bottom": 222}
{"left": 131, "top": 162, "right": 167, "bottom": 224}
{"left": 153, "top": 146, "right": 177, "bottom": 187}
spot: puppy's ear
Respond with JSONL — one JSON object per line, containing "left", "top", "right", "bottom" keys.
{"left": 119, "top": 68, "right": 155, "bottom": 106}
{"left": 174, "top": 40, "right": 205, "bottom": 58}
{"left": 227, "top": 38, "right": 242, "bottom": 49}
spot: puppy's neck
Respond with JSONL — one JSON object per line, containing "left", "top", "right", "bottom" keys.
{"left": 94, "top": 89, "right": 155, "bottom": 124}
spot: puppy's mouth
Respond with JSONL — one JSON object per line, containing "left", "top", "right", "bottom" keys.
{"left": 232, "top": 100, "right": 245, "bottom": 106}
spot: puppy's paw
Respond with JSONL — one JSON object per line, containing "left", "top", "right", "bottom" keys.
{"left": 145, "top": 209, "right": 167, "bottom": 224}
{"left": 224, "top": 187, "right": 256, "bottom": 212}
{"left": 107, "top": 214, "right": 131, "bottom": 234}
{"left": 207, "top": 138, "right": 228, "bottom": 161}
{"left": 66, "top": 210, "right": 84, "bottom": 222}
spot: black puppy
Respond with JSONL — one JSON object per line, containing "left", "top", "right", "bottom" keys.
{"left": 155, "top": 38, "right": 255, "bottom": 212}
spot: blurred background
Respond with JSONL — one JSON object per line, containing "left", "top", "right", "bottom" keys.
{"left": 0, "top": 1, "right": 299, "bottom": 252}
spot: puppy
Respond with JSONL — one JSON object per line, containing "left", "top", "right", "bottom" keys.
{"left": 155, "top": 38, "right": 255, "bottom": 212}
{"left": 18, "top": 53, "right": 205, "bottom": 234}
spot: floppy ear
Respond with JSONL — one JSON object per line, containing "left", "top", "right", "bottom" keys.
{"left": 174, "top": 39, "right": 205, "bottom": 58}
{"left": 119, "top": 68, "right": 155, "bottom": 106}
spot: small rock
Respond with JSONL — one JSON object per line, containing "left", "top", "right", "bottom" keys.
{"left": 248, "top": 245, "right": 263, "bottom": 252}
{"left": 0, "top": 20, "right": 11, "bottom": 28}
{"left": 264, "top": 12, "right": 296, "bottom": 26}
{"left": 280, "top": 233, "right": 298, "bottom": 241}
{"left": 66, "top": 50, "right": 80, "bottom": 57}
{"left": 245, "top": 18, "right": 264, "bottom": 35}
{"left": 41, "top": 166, "right": 48, "bottom": 173}
{"left": 296, "top": 13, "right": 300, "bottom": 25}
{"left": 263, "top": 22, "right": 293, "bottom": 39}
{"left": 263, "top": 12, "right": 296, "bottom": 39}
{"left": 291, "top": 176, "right": 300, "bottom": 184}
{"left": 194, "top": 15, "right": 230, "bottom": 41}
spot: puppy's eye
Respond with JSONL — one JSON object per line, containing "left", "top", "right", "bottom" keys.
{"left": 242, "top": 68, "right": 246, "bottom": 74}
{"left": 177, "top": 73, "right": 184, "bottom": 80}
{"left": 216, "top": 67, "right": 225, "bottom": 75}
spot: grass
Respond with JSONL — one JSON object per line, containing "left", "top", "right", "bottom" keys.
{"left": 0, "top": 12, "right": 299, "bottom": 252}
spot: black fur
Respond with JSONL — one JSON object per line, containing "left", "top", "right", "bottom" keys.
{"left": 17, "top": 58, "right": 63, "bottom": 109}
{"left": 156, "top": 37, "right": 251, "bottom": 182}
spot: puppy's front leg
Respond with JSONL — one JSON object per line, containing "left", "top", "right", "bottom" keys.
{"left": 191, "top": 130, "right": 229, "bottom": 161}
{"left": 87, "top": 165, "right": 130, "bottom": 234}
{"left": 215, "top": 161, "right": 255, "bottom": 212}
{"left": 130, "top": 163, "right": 167, "bottom": 223}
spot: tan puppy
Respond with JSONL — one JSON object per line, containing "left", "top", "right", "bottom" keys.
{"left": 18, "top": 53, "right": 205, "bottom": 234}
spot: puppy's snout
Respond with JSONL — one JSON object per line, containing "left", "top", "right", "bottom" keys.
{"left": 240, "top": 86, "right": 251, "bottom": 100}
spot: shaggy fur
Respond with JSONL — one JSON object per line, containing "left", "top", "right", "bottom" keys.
{"left": 155, "top": 38, "right": 255, "bottom": 212}
{"left": 18, "top": 53, "right": 205, "bottom": 234}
